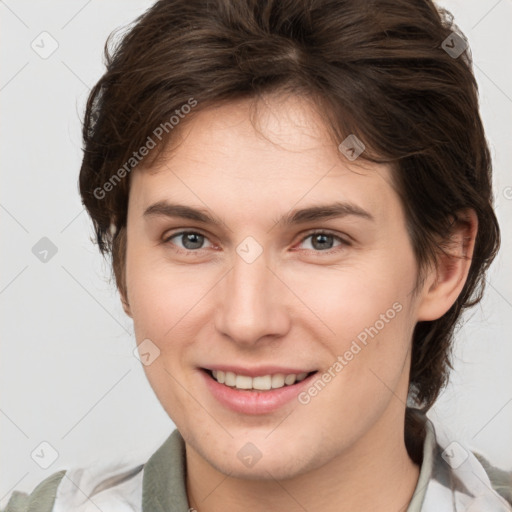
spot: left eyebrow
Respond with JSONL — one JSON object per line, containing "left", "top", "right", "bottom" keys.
{"left": 278, "top": 201, "right": 374, "bottom": 226}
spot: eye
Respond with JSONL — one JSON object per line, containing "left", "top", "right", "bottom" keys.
{"left": 296, "top": 231, "right": 349, "bottom": 252}
{"left": 162, "top": 229, "right": 349, "bottom": 255}
{"left": 163, "top": 231, "right": 213, "bottom": 252}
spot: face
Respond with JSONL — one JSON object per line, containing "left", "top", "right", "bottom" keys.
{"left": 124, "top": 94, "right": 425, "bottom": 480}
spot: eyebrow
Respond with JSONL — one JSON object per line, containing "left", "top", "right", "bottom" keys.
{"left": 143, "top": 200, "right": 374, "bottom": 226}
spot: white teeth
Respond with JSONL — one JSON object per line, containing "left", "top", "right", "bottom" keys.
{"left": 225, "top": 371, "right": 236, "bottom": 387}
{"left": 235, "top": 375, "right": 253, "bottom": 389}
{"left": 284, "top": 374, "right": 297, "bottom": 385}
{"left": 211, "top": 370, "right": 311, "bottom": 390}
{"left": 253, "top": 375, "right": 272, "bottom": 390}
{"left": 271, "top": 373, "right": 285, "bottom": 388}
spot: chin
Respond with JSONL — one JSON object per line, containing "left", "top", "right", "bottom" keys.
{"left": 216, "top": 456, "right": 309, "bottom": 481}
{"left": 203, "top": 439, "right": 317, "bottom": 481}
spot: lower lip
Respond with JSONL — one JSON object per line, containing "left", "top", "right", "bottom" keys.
{"left": 200, "top": 369, "right": 317, "bottom": 415}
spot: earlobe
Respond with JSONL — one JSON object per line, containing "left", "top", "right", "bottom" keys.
{"left": 417, "top": 209, "right": 478, "bottom": 321}
{"left": 122, "top": 297, "right": 133, "bottom": 318}
{"left": 120, "top": 289, "right": 133, "bottom": 318}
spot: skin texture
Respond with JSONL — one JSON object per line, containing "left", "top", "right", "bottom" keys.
{"left": 121, "top": 94, "right": 477, "bottom": 512}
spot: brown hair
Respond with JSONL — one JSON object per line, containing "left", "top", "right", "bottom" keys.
{"left": 78, "top": 0, "right": 500, "bottom": 458}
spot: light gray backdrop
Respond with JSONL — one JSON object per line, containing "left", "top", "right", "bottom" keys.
{"left": 1, "top": 0, "right": 511, "bottom": 505}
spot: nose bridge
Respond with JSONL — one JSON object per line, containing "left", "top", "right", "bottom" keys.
{"left": 215, "top": 244, "right": 289, "bottom": 345}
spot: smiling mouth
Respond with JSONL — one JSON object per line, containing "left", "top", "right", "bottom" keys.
{"left": 202, "top": 368, "right": 318, "bottom": 391}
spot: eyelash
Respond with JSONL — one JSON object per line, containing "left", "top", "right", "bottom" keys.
{"left": 162, "top": 229, "right": 350, "bottom": 256}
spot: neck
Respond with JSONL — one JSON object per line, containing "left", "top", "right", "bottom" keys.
{"left": 185, "top": 411, "right": 421, "bottom": 512}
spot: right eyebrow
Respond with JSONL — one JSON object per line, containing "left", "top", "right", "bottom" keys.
{"left": 143, "top": 201, "right": 223, "bottom": 225}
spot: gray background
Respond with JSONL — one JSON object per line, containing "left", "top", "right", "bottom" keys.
{"left": 1, "top": 0, "right": 511, "bottom": 505}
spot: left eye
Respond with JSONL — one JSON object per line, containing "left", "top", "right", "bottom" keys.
{"left": 298, "top": 232, "right": 346, "bottom": 251}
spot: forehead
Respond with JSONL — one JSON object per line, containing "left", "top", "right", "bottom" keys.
{"left": 129, "top": 95, "right": 401, "bottom": 226}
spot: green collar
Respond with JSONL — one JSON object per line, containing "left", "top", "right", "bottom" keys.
{"left": 142, "top": 429, "right": 190, "bottom": 512}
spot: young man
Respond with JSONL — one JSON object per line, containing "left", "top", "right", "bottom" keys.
{"left": 3, "top": 0, "right": 511, "bottom": 510}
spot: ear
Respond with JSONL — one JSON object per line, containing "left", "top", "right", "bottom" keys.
{"left": 416, "top": 209, "right": 478, "bottom": 321}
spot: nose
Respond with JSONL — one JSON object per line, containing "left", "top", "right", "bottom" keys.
{"left": 214, "top": 248, "right": 291, "bottom": 347}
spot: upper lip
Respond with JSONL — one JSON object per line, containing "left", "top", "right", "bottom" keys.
{"left": 202, "top": 365, "right": 317, "bottom": 377}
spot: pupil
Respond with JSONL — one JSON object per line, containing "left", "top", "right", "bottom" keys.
{"left": 183, "top": 233, "right": 203, "bottom": 249}
{"left": 312, "top": 234, "right": 333, "bottom": 250}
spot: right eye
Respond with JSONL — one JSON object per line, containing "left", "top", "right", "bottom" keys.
{"left": 163, "top": 231, "right": 214, "bottom": 254}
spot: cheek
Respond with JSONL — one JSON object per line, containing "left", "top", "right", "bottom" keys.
{"left": 285, "top": 246, "right": 417, "bottom": 384}
{"left": 125, "top": 252, "right": 210, "bottom": 411}
{"left": 339, "top": 281, "right": 415, "bottom": 398}
{"left": 285, "top": 255, "right": 414, "bottom": 338}
{"left": 126, "top": 245, "right": 215, "bottom": 345}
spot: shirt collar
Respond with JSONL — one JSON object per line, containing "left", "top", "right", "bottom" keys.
{"left": 142, "top": 429, "right": 190, "bottom": 512}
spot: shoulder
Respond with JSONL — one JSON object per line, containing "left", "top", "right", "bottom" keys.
{"left": 2, "top": 463, "right": 144, "bottom": 512}
{"left": 2, "top": 470, "right": 66, "bottom": 512}
{"left": 2, "top": 430, "right": 185, "bottom": 512}
{"left": 474, "top": 452, "right": 512, "bottom": 507}
{"left": 421, "top": 418, "right": 512, "bottom": 511}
